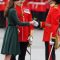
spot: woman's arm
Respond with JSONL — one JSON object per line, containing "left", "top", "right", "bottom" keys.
{"left": 10, "top": 8, "right": 30, "bottom": 26}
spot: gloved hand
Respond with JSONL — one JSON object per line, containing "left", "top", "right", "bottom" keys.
{"left": 28, "top": 36, "right": 33, "bottom": 45}
{"left": 33, "top": 20, "right": 39, "bottom": 27}
{"left": 49, "top": 40, "right": 54, "bottom": 45}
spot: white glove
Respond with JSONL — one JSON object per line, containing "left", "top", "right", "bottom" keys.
{"left": 33, "top": 20, "right": 39, "bottom": 27}
{"left": 49, "top": 40, "right": 54, "bottom": 45}
{"left": 28, "top": 36, "right": 33, "bottom": 45}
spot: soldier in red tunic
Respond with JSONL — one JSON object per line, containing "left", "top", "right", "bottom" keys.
{"left": 43, "top": 0, "right": 60, "bottom": 60}
{"left": 10, "top": 0, "right": 34, "bottom": 60}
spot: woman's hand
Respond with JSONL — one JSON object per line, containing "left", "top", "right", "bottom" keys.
{"left": 29, "top": 21, "right": 34, "bottom": 25}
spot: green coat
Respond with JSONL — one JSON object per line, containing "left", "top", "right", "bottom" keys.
{"left": 1, "top": 8, "right": 30, "bottom": 55}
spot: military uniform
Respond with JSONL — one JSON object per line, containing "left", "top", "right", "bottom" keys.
{"left": 43, "top": 4, "right": 60, "bottom": 60}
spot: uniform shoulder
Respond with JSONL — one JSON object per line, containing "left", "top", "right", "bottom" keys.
{"left": 10, "top": 8, "right": 16, "bottom": 12}
{"left": 9, "top": 8, "right": 16, "bottom": 15}
{"left": 50, "top": 4, "right": 58, "bottom": 10}
{"left": 50, "top": 3, "right": 58, "bottom": 9}
{"left": 54, "top": 4, "right": 58, "bottom": 9}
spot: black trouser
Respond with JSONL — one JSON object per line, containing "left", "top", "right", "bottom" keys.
{"left": 51, "top": 39, "right": 55, "bottom": 60}
{"left": 45, "top": 40, "right": 55, "bottom": 60}
{"left": 45, "top": 42, "right": 49, "bottom": 60}
{"left": 10, "top": 42, "right": 29, "bottom": 60}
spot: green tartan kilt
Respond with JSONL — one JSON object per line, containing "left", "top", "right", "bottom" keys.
{"left": 1, "top": 26, "right": 20, "bottom": 55}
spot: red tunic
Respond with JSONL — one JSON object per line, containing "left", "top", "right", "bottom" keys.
{"left": 16, "top": 3, "right": 33, "bottom": 42}
{"left": 0, "top": 0, "right": 8, "bottom": 11}
{"left": 43, "top": 5, "right": 60, "bottom": 42}
{"left": 43, "top": 7, "right": 52, "bottom": 42}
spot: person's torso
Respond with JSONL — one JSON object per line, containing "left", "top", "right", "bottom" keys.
{"left": 8, "top": 8, "right": 17, "bottom": 26}
{"left": 16, "top": 5, "right": 31, "bottom": 42}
